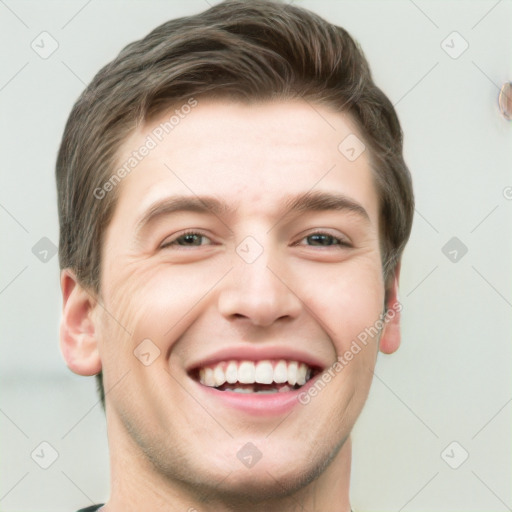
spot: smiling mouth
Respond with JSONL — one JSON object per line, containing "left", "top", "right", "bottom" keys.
{"left": 191, "top": 359, "right": 319, "bottom": 394}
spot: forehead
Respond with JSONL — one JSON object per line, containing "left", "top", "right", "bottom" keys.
{"left": 110, "top": 99, "right": 379, "bottom": 224}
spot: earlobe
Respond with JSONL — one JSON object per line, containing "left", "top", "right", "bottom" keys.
{"left": 379, "top": 264, "right": 402, "bottom": 354}
{"left": 59, "top": 269, "right": 102, "bottom": 376}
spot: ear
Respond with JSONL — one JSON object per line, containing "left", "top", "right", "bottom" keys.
{"left": 59, "top": 269, "right": 102, "bottom": 376}
{"left": 379, "top": 263, "right": 402, "bottom": 354}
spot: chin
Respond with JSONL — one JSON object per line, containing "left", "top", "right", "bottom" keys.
{"left": 192, "top": 440, "right": 342, "bottom": 505}
{"left": 200, "top": 463, "right": 321, "bottom": 504}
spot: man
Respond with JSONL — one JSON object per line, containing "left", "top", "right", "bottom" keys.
{"left": 56, "top": 1, "right": 414, "bottom": 510}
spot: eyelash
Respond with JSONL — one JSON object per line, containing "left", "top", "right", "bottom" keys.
{"left": 295, "top": 230, "right": 351, "bottom": 248}
{"left": 160, "top": 230, "right": 212, "bottom": 249}
{"left": 160, "top": 230, "right": 351, "bottom": 249}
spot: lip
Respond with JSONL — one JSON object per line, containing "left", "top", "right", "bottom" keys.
{"left": 187, "top": 345, "right": 327, "bottom": 372}
{"left": 191, "top": 371, "right": 321, "bottom": 416}
{"left": 186, "top": 346, "right": 328, "bottom": 416}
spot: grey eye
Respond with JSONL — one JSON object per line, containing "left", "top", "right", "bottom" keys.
{"left": 306, "top": 234, "right": 340, "bottom": 246}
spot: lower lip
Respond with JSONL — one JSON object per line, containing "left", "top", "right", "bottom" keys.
{"left": 192, "top": 376, "right": 319, "bottom": 416}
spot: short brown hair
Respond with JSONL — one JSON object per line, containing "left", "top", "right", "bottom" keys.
{"left": 56, "top": 0, "right": 414, "bottom": 406}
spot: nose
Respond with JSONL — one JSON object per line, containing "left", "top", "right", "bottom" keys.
{"left": 217, "top": 253, "right": 302, "bottom": 327}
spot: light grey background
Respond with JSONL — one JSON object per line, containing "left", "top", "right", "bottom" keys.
{"left": 1, "top": 1, "right": 511, "bottom": 511}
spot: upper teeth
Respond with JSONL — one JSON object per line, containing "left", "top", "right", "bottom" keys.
{"left": 198, "top": 360, "right": 311, "bottom": 387}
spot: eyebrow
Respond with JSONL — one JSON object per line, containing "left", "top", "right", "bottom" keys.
{"left": 134, "top": 191, "right": 370, "bottom": 234}
{"left": 135, "top": 196, "right": 228, "bottom": 234}
{"left": 283, "top": 191, "right": 370, "bottom": 221}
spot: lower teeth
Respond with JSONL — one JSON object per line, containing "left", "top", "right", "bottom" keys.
{"left": 221, "top": 384, "right": 294, "bottom": 393}
{"left": 231, "top": 388, "right": 252, "bottom": 394}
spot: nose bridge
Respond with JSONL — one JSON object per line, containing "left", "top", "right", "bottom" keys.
{"left": 234, "top": 233, "right": 276, "bottom": 290}
{"left": 238, "top": 252, "right": 276, "bottom": 293}
{"left": 217, "top": 239, "right": 301, "bottom": 326}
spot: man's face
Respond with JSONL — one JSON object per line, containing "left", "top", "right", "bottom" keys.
{"left": 95, "top": 100, "right": 389, "bottom": 496}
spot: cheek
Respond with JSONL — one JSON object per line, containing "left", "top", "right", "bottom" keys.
{"left": 99, "top": 260, "right": 227, "bottom": 355}
{"left": 290, "top": 256, "right": 385, "bottom": 352}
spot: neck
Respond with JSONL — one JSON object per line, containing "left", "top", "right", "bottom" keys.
{"left": 103, "top": 411, "right": 352, "bottom": 512}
